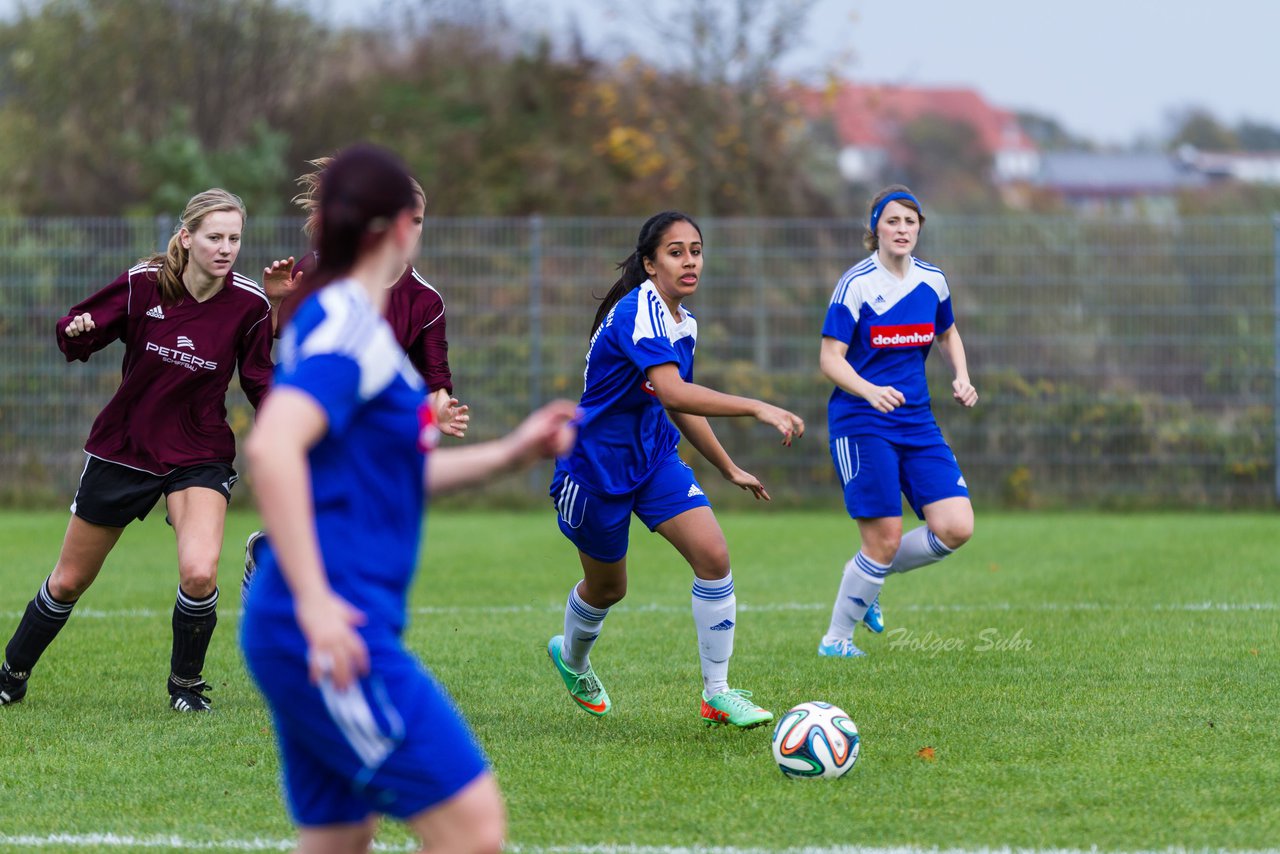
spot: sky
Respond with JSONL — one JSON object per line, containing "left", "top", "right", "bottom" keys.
{"left": 309, "top": 0, "right": 1280, "bottom": 147}
{"left": 1, "top": 0, "right": 1273, "bottom": 146}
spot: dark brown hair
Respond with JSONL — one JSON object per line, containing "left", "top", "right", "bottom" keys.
{"left": 592, "top": 211, "right": 702, "bottom": 336}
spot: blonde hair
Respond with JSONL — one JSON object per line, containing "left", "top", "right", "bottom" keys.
{"left": 143, "top": 189, "right": 246, "bottom": 305}
{"left": 294, "top": 156, "right": 426, "bottom": 238}
{"left": 863, "top": 184, "right": 925, "bottom": 252}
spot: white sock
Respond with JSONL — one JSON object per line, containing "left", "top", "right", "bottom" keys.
{"left": 560, "top": 584, "right": 608, "bottom": 673}
{"left": 889, "top": 526, "right": 954, "bottom": 574}
{"left": 691, "top": 573, "right": 735, "bottom": 697}
{"left": 823, "top": 552, "right": 888, "bottom": 642}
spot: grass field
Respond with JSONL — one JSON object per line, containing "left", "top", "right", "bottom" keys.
{"left": 0, "top": 508, "right": 1276, "bottom": 853}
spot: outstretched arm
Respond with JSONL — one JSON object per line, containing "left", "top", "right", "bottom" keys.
{"left": 667, "top": 410, "right": 769, "bottom": 500}
{"left": 646, "top": 363, "right": 804, "bottom": 446}
{"left": 427, "top": 399, "right": 576, "bottom": 493}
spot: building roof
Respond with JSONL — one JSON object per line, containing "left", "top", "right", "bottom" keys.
{"left": 798, "top": 83, "right": 1036, "bottom": 154}
{"left": 1033, "top": 151, "right": 1206, "bottom": 195}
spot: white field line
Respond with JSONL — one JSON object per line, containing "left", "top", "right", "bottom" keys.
{"left": 0, "top": 601, "right": 1275, "bottom": 621}
{"left": 0, "top": 838, "right": 1276, "bottom": 854}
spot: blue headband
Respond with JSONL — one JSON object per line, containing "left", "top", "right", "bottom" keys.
{"left": 869, "top": 191, "right": 922, "bottom": 232}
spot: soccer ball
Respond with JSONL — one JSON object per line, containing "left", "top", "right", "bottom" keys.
{"left": 770, "top": 701, "right": 859, "bottom": 779}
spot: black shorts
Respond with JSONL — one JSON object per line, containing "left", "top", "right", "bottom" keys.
{"left": 71, "top": 455, "right": 238, "bottom": 528}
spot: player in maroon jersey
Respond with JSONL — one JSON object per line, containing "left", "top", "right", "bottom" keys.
{"left": 0, "top": 189, "right": 294, "bottom": 712}
{"left": 241, "top": 159, "right": 468, "bottom": 599}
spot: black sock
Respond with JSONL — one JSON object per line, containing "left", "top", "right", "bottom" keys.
{"left": 4, "top": 577, "right": 77, "bottom": 676}
{"left": 170, "top": 586, "right": 218, "bottom": 686}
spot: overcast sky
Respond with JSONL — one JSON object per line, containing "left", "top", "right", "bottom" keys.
{"left": 310, "top": 0, "right": 1280, "bottom": 147}
{"left": 3, "top": 0, "right": 1271, "bottom": 146}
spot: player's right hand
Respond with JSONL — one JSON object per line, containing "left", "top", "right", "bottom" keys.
{"left": 64, "top": 312, "right": 95, "bottom": 338}
{"left": 298, "top": 590, "right": 369, "bottom": 690}
{"left": 864, "top": 385, "right": 906, "bottom": 413}
{"left": 755, "top": 404, "right": 805, "bottom": 446}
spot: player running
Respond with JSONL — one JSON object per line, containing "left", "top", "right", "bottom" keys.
{"left": 241, "top": 143, "right": 576, "bottom": 853}
{"left": 0, "top": 189, "right": 293, "bottom": 711}
{"left": 818, "top": 185, "right": 978, "bottom": 658}
{"left": 546, "top": 210, "right": 805, "bottom": 729}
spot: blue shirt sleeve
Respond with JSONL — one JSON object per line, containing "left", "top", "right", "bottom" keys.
{"left": 936, "top": 296, "right": 955, "bottom": 334}
{"left": 822, "top": 302, "right": 856, "bottom": 343}
{"left": 624, "top": 327, "right": 681, "bottom": 373}
{"left": 276, "top": 353, "right": 362, "bottom": 437}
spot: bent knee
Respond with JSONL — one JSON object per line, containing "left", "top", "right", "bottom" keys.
{"left": 933, "top": 521, "right": 973, "bottom": 551}
{"left": 178, "top": 562, "right": 220, "bottom": 598}
{"left": 581, "top": 579, "right": 627, "bottom": 608}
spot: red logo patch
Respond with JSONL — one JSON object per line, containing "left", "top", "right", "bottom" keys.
{"left": 417, "top": 399, "right": 440, "bottom": 452}
{"left": 641, "top": 380, "right": 658, "bottom": 397}
{"left": 870, "top": 323, "right": 935, "bottom": 348}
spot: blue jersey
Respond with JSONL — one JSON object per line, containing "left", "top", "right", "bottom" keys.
{"left": 823, "top": 254, "right": 955, "bottom": 438}
{"left": 556, "top": 279, "right": 696, "bottom": 496}
{"left": 242, "top": 279, "right": 429, "bottom": 652}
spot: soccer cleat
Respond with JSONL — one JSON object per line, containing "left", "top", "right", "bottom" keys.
{"left": 241, "top": 530, "right": 265, "bottom": 605}
{"left": 700, "top": 688, "right": 773, "bottom": 729}
{"left": 862, "top": 594, "right": 884, "bottom": 633}
{"left": 547, "top": 635, "right": 610, "bottom": 716}
{"left": 0, "top": 662, "right": 28, "bottom": 706}
{"left": 168, "top": 677, "right": 212, "bottom": 712}
{"left": 818, "top": 637, "right": 867, "bottom": 658}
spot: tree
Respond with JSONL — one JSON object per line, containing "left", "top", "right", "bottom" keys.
{"left": 1166, "top": 107, "right": 1237, "bottom": 152}
{"left": 0, "top": 0, "right": 319, "bottom": 213}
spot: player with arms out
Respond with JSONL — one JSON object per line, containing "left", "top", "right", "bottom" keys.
{"left": 546, "top": 211, "right": 805, "bottom": 729}
{"left": 241, "top": 144, "right": 576, "bottom": 854}
{"left": 241, "top": 158, "right": 467, "bottom": 599}
{"left": 0, "top": 189, "right": 294, "bottom": 711}
{"left": 818, "top": 184, "right": 978, "bottom": 658}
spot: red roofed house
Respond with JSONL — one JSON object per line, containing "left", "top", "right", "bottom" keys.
{"left": 799, "top": 83, "right": 1039, "bottom": 186}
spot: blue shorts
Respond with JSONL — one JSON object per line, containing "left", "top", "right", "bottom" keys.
{"left": 830, "top": 430, "right": 968, "bottom": 521}
{"left": 550, "top": 453, "right": 711, "bottom": 563}
{"left": 243, "top": 638, "right": 488, "bottom": 827}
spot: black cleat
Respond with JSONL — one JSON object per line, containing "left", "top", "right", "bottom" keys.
{"left": 168, "top": 677, "right": 212, "bottom": 712}
{"left": 242, "top": 530, "right": 266, "bottom": 606}
{"left": 0, "top": 662, "right": 29, "bottom": 706}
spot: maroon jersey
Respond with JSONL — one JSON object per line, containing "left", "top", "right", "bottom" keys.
{"left": 57, "top": 263, "right": 274, "bottom": 475}
{"left": 386, "top": 266, "right": 452, "bottom": 394}
{"left": 290, "top": 253, "right": 453, "bottom": 393}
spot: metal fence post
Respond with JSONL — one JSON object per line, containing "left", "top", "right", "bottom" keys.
{"left": 1273, "top": 214, "right": 1280, "bottom": 505}
{"left": 529, "top": 214, "right": 544, "bottom": 410}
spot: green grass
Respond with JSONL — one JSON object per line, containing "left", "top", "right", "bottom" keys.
{"left": 0, "top": 509, "right": 1276, "bottom": 852}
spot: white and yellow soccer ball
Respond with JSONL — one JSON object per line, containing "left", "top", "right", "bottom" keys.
{"left": 770, "top": 701, "right": 860, "bottom": 779}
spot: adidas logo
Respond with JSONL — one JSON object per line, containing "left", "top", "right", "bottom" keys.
{"left": 957, "top": 475, "right": 967, "bottom": 487}
{"left": 177, "top": 336, "right": 195, "bottom": 350}
{"left": 709, "top": 619, "right": 735, "bottom": 631}
{"left": 848, "top": 596, "right": 867, "bottom": 607}
{"left": 873, "top": 294, "right": 886, "bottom": 304}
{"left": 687, "top": 484, "right": 704, "bottom": 498}
{"left": 146, "top": 305, "right": 165, "bottom": 319}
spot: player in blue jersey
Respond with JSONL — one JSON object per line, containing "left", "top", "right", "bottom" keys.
{"left": 240, "top": 145, "right": 576, "bottom": 854}
{"left": 817, "top": 185, "right": 978, "bottom": 658}
{"left": 546, "top": 211, "right": 806, "bottom": 729}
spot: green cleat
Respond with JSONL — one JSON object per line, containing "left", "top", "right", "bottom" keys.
{"left": 547, "top": 635, "right": 611, "bottom": 717}
{"left": 700, "top": 688, "right": 773, "bottom": 729}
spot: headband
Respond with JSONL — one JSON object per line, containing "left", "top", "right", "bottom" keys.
{"left": 869, "top": 191, "right": 922, "bottom": 233}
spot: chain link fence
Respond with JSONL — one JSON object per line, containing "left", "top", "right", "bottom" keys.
{"left": 0, "top": 215, "right": 1275, "bottom": 509}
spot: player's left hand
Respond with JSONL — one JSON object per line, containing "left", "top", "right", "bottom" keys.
{"left": 436, "top": 398, "right": 470, "bottom": 438}
{"left": 725, "top": 465, "right": 770, "bottom": 501}
{"left": 510, "top": 399, "right": 578, "bottom": 462}
{"left": 262, "top": 257, "right": 300, "bottom": 304}
{"left": 952, "top": 378, "right": 978, "bottom": 408}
